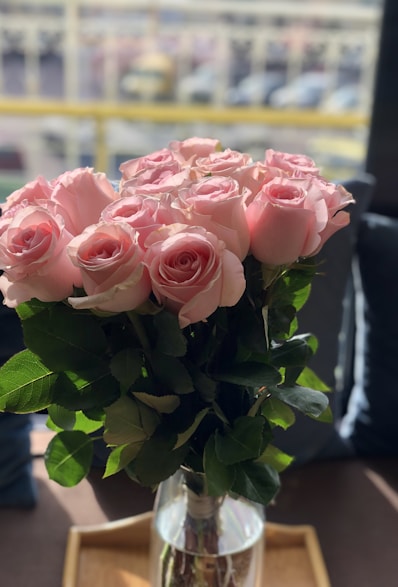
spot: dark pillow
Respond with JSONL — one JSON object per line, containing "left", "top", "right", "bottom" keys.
{"left": 273, "top": 174, "right": 374, "bottom": 463}
{"left": 340, "top": 212, "right": 398, "bottom": 456}
{"left": 0, "top": 300, "right": 37, "bottom": 508}
{"left": 0, "top": 412, "right": 36, "bottom": 508}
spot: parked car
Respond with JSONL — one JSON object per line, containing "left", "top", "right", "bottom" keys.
{"left": 321, "top": 83, "right": 369, "bottom": 113}
{"left": 269, "top": 71, "right": 334, "bottom": 109}
{"left": 120, "top": 52, "right": 175, "bottom": 101}
{"left": 176, "top": 63, "right": 218, "bottom": 103}
{"left": 225, "top": 71, "right": 287, "bottom": 106}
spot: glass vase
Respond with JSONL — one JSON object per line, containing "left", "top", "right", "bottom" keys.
{"left": 149, "top": 468, "right": 265, "bottom": 587}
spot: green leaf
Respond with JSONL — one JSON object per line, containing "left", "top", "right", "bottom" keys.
{"left": 45, "top": 430, "right": 93, "bottom": 487}
{"left": 292, "top": 282, "right": 312, "bottom": 311}
{"left": 287, "top": 316, "right": 299, "bottom": 339}
{"left": 261, "top": 397, "right": 296, "bottom": 430}
{"left": 310, "top": 404, "right": 333, "bottom": 424}
{"left": 154, "top": 311, "right": 187, "bottom": 357}
{"left": 16, "top": 298, "right": 52, "bottom": 320}
{"left": 52, "top": 368, "right": 120, "bottom": 411}
{"left": 271, "top": 385, "right": 329, "bottom": 418}
{"left": 83, "top": 407, "right": 106, "bottom": 422}
{"left": 46, "top": 414, "right": 62, "bottom": 432}
{"left": 136, "top": 401, "right": 160, "bottom": 436}
{"left": 127, "top": 431, "right": 189, "bottom": 487}
{"left": 133, "top": 392, "right": 180, "bottom": 414}
{"left": 233, "top": 289, "right": 268, "bottom": 354}
{"left": 268, "top": 304, "right": 296, "bottom": 339}
{"left": 270, "top": 261, "right": 316, "bottom": 311}
{"left": 231, "top": 461, "right": 280, "bottom": 506}
{"left": 103, "top": 442, "right": 144, "bottom": 478}
{"left": 213, "top": 362, "right": 281, "bottom": 388}
{"left": 150, "top": 351, "right": 194, "bottom": 394}
{"left": 256, "top": 444, "right": 294, "bottom": 472}
{"left": 104, "top": 396, "right": 149, "bottom": 445}
{"left": 110, "top": 348, "right": 144, "bottom": 392}
{"left": 47, "top": 405, "right": 75, "bottom": 431}
{"left": 203, "top": 435, "right": 235, "bottom": 496}
{"left": 175, "top": 408, "right": 209, "bottom": 449}
{"left": 0, "top": 349, "right": 56, "bottom": 413}
{"left": 47, "top": 405, "right": 103, "bottom": 434}
{"left": 21, "top": 303, "right": 108, "bottom": 371}
{"left": 270, "top": 334, "right": 317, "bottom": 368}
{"left": 215, "top": 416, "right": 265, "bottom": 465}
{"left": 296, "top": 367, "right": 331, "bottom": 392}
{"left": 187, "top": 364, "right": 217, "bottom": 402}
{"left": 282, "top": 365, "right": 304, "bottom": 387}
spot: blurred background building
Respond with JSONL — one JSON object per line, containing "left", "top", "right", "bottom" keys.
{"left": 0, "top": 0, "right": 384, "bottom": 197}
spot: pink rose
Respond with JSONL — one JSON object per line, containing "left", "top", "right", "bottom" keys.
{"left": 119, "top": 148, "right": 177, "bottom": 187}
{"left": 51, "top": 168, "right": 118, "bottom": 235}
{"left": 177, "top": 176, "right": 250, "bottom": 260}
{"left": 231, "top": 162, "right": 275, "bottom": 202}
{"left": 0, "top": 216, "right": 10, "bottom": 238}
{"left": 1, "top": 176, "right": 52, "bottom": 219}
{"left": 264, "top": 149, "right": 320, "bottom": 177}
{"left": 305, "top": 180, "right": 355, "bottom": 256}
{"left": 168, "top": 137, "right": 221, "bottom": 165}
{"left": 247, "top": 178, "right": 315, "bottom": 265}
{"left": 246, "top": 176, "right": 354, "bottom": 266}
{"left": 100, "top": 194, "right": 183, "bottom": 248}
{"left": 101, "top": 195, "right": 161, "bottom": 248}
{"left": 120, "top": 161, "right": 191, "bottom": 198}
{"left": 67, "top": 222, "right": 151, "bottom": 313}
{"left": 0, "top": 205, "right": 82, "bottom": 307}
{"left": 144, "top": 224, "right": 246, "bottom": 328}
{"left": 194, "top": 148, "right": 253, "bottom": 179}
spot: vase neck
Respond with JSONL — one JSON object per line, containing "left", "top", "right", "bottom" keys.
{"left": 185, "top": 486, "right": 223, "bottom": 519}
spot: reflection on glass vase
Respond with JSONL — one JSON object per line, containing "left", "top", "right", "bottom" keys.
{"left": 149, "top": 468, "right": 265, "bottom": 587}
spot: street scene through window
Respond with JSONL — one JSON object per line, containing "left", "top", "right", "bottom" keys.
{"left": 0, "top": 0, "right": 383, "bottom": 197}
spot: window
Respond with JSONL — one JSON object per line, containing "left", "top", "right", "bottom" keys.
{"left": 0, "top": 1, "right": 384, "bottom": 186}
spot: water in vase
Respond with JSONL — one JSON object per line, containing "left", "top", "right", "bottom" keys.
{"left": 150, "top": 493, "right": 265, "bottom": 587}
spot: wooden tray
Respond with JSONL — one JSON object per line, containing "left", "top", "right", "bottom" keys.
{"left": 62, "top": 512, "right": 331, "bottom": 587}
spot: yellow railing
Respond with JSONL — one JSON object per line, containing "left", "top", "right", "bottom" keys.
{"left": 0, "top": 98, "right": 369, "bottom": 172}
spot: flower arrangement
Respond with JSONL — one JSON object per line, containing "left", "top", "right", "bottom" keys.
{"left": 0, "top": 138, "right": 354, "bottom": 506}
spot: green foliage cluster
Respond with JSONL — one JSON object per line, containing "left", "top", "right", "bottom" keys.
{"left": 0, "top": 256, "right": 330, "bottom": 505}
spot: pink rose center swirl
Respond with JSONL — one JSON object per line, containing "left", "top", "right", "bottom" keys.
{"left": 160, "top": 245, "right": 211, "bottom": 284}
{"left": 11, "top": 224, "right": 52, "bottom": 253}
{"left": 111, "top": 203, "right": 141, "bottom": 218}
{"left": 78, "top": 235, "right": 130, "bottom": 267}
{"left": 266, "top": 183, "right": 305, "bottom": 204}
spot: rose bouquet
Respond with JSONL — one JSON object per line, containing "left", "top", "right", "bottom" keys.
{"left": 0, "top": 138, "right": 353, "bottom": 584}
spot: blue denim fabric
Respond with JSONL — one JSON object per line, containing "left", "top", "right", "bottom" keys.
{"left": 341, "top": 213, "right": 398, "bottom": 456}
{"left": 0, "top": 300, "right": 37, "bottom": 507}
{"left": 0, "top": 412, "right": 37, "bottom": 508}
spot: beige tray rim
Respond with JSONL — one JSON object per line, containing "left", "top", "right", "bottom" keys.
{"left": 63, "top": 511, "right": 331, "bottom": 587}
